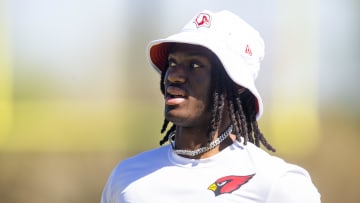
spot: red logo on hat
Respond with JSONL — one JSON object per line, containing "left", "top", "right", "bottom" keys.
{"left": 194, "top": 13, "right": 211, "bottom": 28}
{"left": 245, "top": 45, "right": 252, "bottom": 56}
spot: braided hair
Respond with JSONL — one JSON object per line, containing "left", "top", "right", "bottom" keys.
{"left": 158, "top": 51, "right": 275, "bottom": 152}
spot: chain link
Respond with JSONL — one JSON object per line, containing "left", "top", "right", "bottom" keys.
{"left": 169, "top": 125, "right": 233, "bottom": 157}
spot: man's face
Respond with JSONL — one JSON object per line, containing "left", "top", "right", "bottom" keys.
{"left": 163, "top": 44, "right": 213, "bottom": 127}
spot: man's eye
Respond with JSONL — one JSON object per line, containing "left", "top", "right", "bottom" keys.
{"left": 168, "top": 61, "right": 176, "bottom": 68}
{"left": 191, "top": 63, "right": 201, "bottom": 69}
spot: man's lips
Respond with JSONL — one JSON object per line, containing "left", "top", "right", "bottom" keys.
{"left": 165, "top": 86, "right": 186, "bottom": 105}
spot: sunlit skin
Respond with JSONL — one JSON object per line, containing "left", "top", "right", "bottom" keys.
{"left": 164, "top": 44, "right": 235, "bottom": 159}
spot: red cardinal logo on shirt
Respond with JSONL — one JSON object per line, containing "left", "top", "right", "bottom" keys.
{"left": 208, "top": 174, "right": 255, "bottom": 196}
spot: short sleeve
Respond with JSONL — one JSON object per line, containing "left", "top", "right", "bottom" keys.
{"left": 265, "top": 169, "right": 321, "bottom": 203}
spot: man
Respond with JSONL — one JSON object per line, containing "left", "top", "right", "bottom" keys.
{"left": 101, "top": 10, "right": 321, "bottom": 202}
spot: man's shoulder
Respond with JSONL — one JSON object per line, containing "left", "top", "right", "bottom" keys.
{"left": 243, "top": 142, "right": 309, "bottom": 176}
{"left": 241, "top": 142, "right": 319, "bottom": 200}
{"left": 221, "top": 141, "right": 311, "bottom": 185}
{"left": 105, "top": 145, "right": 171, "bottom": 191}
{"left": 114, "top": 144, "right": 170, "bottom": 174}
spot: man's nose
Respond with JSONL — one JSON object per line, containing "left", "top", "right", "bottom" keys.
{"left": 166, "top": 65, "right": 186, "bottom": 84}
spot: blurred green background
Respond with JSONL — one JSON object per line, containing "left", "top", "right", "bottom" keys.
{"left": 0, "top": 0, "right": 359, "bottom": 202}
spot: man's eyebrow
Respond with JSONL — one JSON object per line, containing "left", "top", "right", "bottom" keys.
{"left": 187, "top": 52, "right": 208, "bottom": 57}
{"left": 168, "top": 52, "right": 209, "bottom": 58}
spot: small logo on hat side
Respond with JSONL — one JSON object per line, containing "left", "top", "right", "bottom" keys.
{"left": 193, "top": 13, "right": 211, "bottom": 28}
{"left": 245, "top": 45, "right": 252, "bottom": 56}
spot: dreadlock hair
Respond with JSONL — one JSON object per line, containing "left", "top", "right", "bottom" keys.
{"left": 158, "top": 51, "right": 275, "bottom": 152}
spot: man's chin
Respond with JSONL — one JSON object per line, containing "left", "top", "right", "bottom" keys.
{"left": 164, "top": 111, "right": 188, "bottom": 125}
{"left": 164, "top": 113, "right": 183, "bottom": 124}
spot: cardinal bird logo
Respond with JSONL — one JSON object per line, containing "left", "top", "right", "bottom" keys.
{"left": 208, "top": 174, "right": 255, "bottom": 196}
{"left": 193, "top": 13, "right": 211, "bottom": 28}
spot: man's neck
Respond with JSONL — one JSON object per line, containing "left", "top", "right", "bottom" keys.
{"left": 172, "top": 120, "right": 234, "bottom": 159}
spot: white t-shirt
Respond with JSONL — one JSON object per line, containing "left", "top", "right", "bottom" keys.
{"left": 101, "top": 141, "right": 321, "bottom": 203}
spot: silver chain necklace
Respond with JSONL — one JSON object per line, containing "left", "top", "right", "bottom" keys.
{"left": 169, "top": 125, "right": 233, "bottom": 157}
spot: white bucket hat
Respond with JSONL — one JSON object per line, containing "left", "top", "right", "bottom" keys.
{"left": 147, "top": 10, "right": 265, "bottom": 120}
